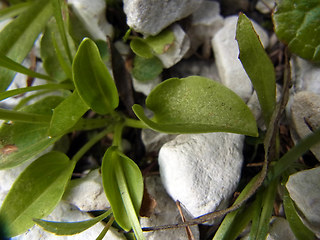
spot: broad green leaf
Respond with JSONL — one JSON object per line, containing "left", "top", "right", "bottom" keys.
{"left": 73, "top": 38, "right": 119, "bottom": 115}
{"left": 0, "top": 52, "right": 54, "bottom": 81}
{"left": 132, "top": 55, "right": 163, "bottom": 82}
{"left": 0, "top": 2, "right": 32, "bottom": 21}
{"left": 283, "top": 187, "right": 315, "bottom": 240}
{"left": 49, "top": 90, "right": 89, "bottom": 137}
{"left": 0, "top": 151, "right": 75, "bottom": 237}
{"left": 0, "top": 0, "right": 53, "bottom": 91}
{"left": 133, "top": 76, "right": 258, "bottom": 136}
{"left": 34, "top": 209, "right": 112, "bottom": 235}
{"left": 236, "top": 13, "right": 276, "bottom": 126}
{"left": 0, "top": 96, "right": 63, "bottom": 169}
{"left": 130, "top": 38, "right": 153, "bottom": 59}
{"left": 0, "top": 83, "right": 73, "bottom": 102}
{"left": 144, "top": 29, "right": 174, "bottom": 54}
{"left": 273, "top": 0, "right": 320, "bottom": 62}
{"left": 101, "top": 147, "right": 144, "bottom": 239}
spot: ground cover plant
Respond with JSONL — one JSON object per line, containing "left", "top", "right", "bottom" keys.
{"left": 0, "top": 0, "right": 319, "bottom": 239}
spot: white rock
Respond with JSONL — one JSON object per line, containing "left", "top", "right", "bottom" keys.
{"left": 212, "top": 16, "right": 269, "bottom": 102}
{"left": 290, "top": 56, "right": 320, "bottom": 95}
{"left": 141, "top": 129, "right": 177, "bottom": 153}
{"left": 63, "top": 169, "right": 110, "bottom": 211}
{"left": 256, "top": 0, "right": 275, "bottom": 14}
{"left": 68, "top": 0, "right": 113, "bottom": 40}
{"left": 286, "top": 167, "right": 320, "bottom": 235}
{"left": 140, "top": 176, "right": 199, "bottom": 240}
{"left": 266, "top": 217, "right": 297, "bottom": 240}
{"left": 155, "top": 24, "right": 190, "bottom": 69}
{"left": 132, "top": 76, "right": 161, "bottom": 96}
{"left": 289, "top": 91, "right": 320, "bottom": 160}
{"left": 123, "top": 0, "right": 204, "bottom": 36}
{"left": 158, "top": 132, "right": 244, "bottom": 218}
{"left": 13, "top": 201, "right": 125, "bottom": 240}
{"left": 187, "top": 1, "right": 223, "bottom": 56}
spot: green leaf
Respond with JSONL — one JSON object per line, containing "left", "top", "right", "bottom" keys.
{"left": 0, "top": 151, "right": 75, "bottom": 237}
{"left": 273, "top": 0, "right": 320, "bottom": 62}
{"left": 0, "top": 96, "right": 63, "bottom": 169}
{"left": 0, "top": 2, "right": 32, "bottom": 21}
{"left": 34, "top": 209, "right": 112, "bottom": 235}
{"left": 0, "top": 0, "right": 53, "bottom": 91}
{"left": 130, "top": 38, "right": 154, "bottom": 59}
{"left": 236, "top": 13, "right": 276, "bottom": 126}
{"left": 144, "top": 28, "right": 174, "bottom": 54}
{"left": 283, "top": 187, "right": 315, "bottom": 240}
{"left": 133, "top": 76, "right": 258, "bottom": 136}
{"left": 132, "top": 55, "right": 163, "bottom": 82}
{"left": 0, "top": 52, "right": 54, "bottom": 81}
{"left": 101, "top": 147, "right": 144, "bottom": 239}
{"left": 49, "top": 90, "right": 89, "bottom": 137}
{"left": 73, "top": 38, "right": 119, "bottom": 115}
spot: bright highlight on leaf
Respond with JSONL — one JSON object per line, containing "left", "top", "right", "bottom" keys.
{"left": 273, "top": 0, "right": 320, "bottom": 62}
{"left": 236, "top": 13, "right": 276, "bottom": 126}
{"left": 133, "top": 76, "right": 258, "bottom": 137}
{"left": 0, "top": 151, "right": 75, "bottom": 237}
{"left": 73, "top": 38, "right": 119, "bottom": 115}
{"left": 101, "top": 147, "right": 145, "bottom": 239}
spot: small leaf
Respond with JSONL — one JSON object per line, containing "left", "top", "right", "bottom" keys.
{"left": 34, "top": 209, "right": 112, "bottom": 235}
{"left": 133, "top": 76, "right": 258, "bottom": 136}
{"left": 236, "top": 13, "right": 276, "bottom": 126}
{"left": 0, "top": 2, "right": 32, "bottom": 22}
{"left": 49, "top": 90, "right": 89, "bottom": 137}
{"left": 0, "top": 151, "right": 75, "bottom": 237}
{"left": 130, "top": 38, "right": 153, "bottom": 59}
{"left": 273, "top": 0, "right": 320, "bottom": 62}
{"left": 0, "top": 96, "right": 63, "bottom": 169}
{"left": 73, "top": 38, "right": 119, "bottom": 115}
{"left": 144, "top": 29, "right": 174, "bottom": 54}
{"left": 0, "top": 0, "right": 53, "bottom": 91}
{"left": 132, "top": 55, "right": 163, "bottom": 82}
{"left": 101, "top": 147, "right": 144, "bottom": 237}
{"left": 283, "top": 187, "right": 315, "bottom": 240}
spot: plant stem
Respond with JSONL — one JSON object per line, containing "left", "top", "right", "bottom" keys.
{"left": 124, "top": 117, "right": 147, "bottom": 129}
{"left": 0, "top": 108, "right": 51, "bottom": 123}
{"left": 112, "top": 122, "right": 124, "bottom": 148}
{"left": 95, "top": 215, "right": 115, "bottom": 240}
{"left": 71, "top": 127, "right": 111, "bottom": 163}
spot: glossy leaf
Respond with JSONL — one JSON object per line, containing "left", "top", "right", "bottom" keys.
{"left": 130, "top": 38, "right": 153, "bottom": 59}
{"left": 236, "top": 13, "right": 276, "bottom": 126}
{"left": 0, "top": 151, "right": 75, "bottom": 237}
{"left": 133, "top": 76, "right": 258, "bottom": 136}
{"left": 73, "top": 38, "right": 119, "bottom": 115}
{"left": 49, "top": 90, "right": 89, "bottom": 137}
{"left": 34, "top": 209, "right": 112, "bottom": 235}
{"left": 273, "top": 0, "right": 320, "bottom": 62}
{"left": 144, "top": 28, "right": 174, "bottom": 54}
{"left": 0, "top": 0, "right": 53, "bottom": 91}
{"left": 283, "top": 187, "right": 315, "bottom": 240}
{"left": 132, "top": 55, "right": 163, "bottom": 82}
{"left": 101, "top": 147, "right": 144, "bottom": 239}
{"left": 0, "top": 96, "right": 63, "bottom": 169}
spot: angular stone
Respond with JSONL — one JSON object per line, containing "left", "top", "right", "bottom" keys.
{"left": 266, "top": 217, "right": 297, "bottom": 240}
{"left": 212, "top": 16, "right": 269, "bottom": 102}
{"left": 256, "top": 0, "right": 275, "bottom": 14}
{"left": 158, "top": 132, "right": 244, "bottom": 218}
{"left": 141, "top": 129, "right": 177, "bottom": 153}
{"left": 140, "top": 176, "right": 199, "bottom": 240}
{"left": 286, "top": 167, "right": 320, "bottom": 235}
{"left": 132, "top": 76, "right": 161, "bottom": 96}
{"left": 290, "top": 91, "right": 320, "bottom": 161}
{"left": 123, "top": 0, "right": 204, "bottom": 36}
{"left": 63, "top": 169, "right": 110, "bottom": 211}
{"left": 13, "top": 201, "right": 125, "bottom": 240}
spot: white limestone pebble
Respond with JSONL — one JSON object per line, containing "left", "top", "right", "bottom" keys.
{"left": 212, "top": 16, "right": 269, "bottom": 102}
{"left": 123, "top": 0, "right": 204, "bottom": 36}
{"left": 158, "top": 132, "right": 244, "bottom": 218}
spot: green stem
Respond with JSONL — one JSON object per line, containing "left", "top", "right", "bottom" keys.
{"left": 112, "top": 122, "right": 124, "bottom": 148}
{"left": 95, "top": 215, "right": 115, "bottom": 240}
{"left": 0, "top": 108, "right": 51, "bottom": 123}
{"left": 71, "top": 127, "right": 111, "bottom": 163}
{"left": 115, "top": 161, "right": 145, "bottom": 240}
{"left": 72, "top": 118, "right": 113, "bottom": 131}
{"left": 124, "top": 118, "right": 147, "bottom": 129}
